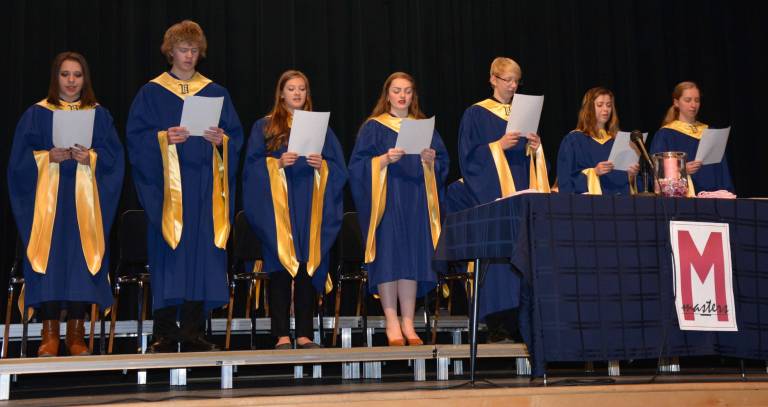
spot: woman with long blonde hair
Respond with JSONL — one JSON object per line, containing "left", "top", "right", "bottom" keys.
{"left": 649, "top": 81, "right": 733, "bottom": 193}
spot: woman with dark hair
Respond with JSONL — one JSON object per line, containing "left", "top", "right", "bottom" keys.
{"left": 650, "top": 81, "right": 734, "bottom": 194}
{"left": 242, "top": 70, "right": 347, "bottom": 349}
{"left": 126, "top": 20, "right": 243, "bottom": 353}
{"left": 7, "top": 51, "right": 124, "bottom": 356}
{"left": 557, "top": 86, "right": 639, "bottom": 195}
{"left": 349, "top": 72, "right": 448, "bottom": 346}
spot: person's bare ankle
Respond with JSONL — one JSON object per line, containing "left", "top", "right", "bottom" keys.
{"left": 296, "top": 337, "right": 313, "bottom": 345}
{"left": 276, "top": 336, "right": 291, "bottom": 346}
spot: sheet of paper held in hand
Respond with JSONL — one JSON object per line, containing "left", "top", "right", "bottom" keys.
{"left": 505, "top": 94, "right": 544, "bottom": 135}
{"left": 695, "top": 127, "right": 730, "bottom": 165}
{"left": 395, "top": 116, "right": 435, "bottom": 154}
{"left": 179, "top": 95, "right": 224, "bottom": 136}
{"left": 608, "top": 131, "right": 648, "bottom": 171}
{"left": 287, "top": 110, "right": 330, "bottom": 156}
{"left": 52, "top": 109, "right": 96, "bottom": 148}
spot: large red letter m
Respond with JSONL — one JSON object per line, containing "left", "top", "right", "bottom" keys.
{"left": 678, "top": 231, "right": 727, "bottom": 321}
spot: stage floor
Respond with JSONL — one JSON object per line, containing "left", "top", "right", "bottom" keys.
{"left": 3, "top": 363, "right": 768, "bottom": 406}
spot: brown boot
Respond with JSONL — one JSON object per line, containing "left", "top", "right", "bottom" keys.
{"left": 65, "top": 319, "right": 90, "bottom": 356}
{"left": 38, "top": 320, "right": 60, "bottom": 357}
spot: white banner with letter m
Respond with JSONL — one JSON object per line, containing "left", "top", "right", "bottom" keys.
{"left": 670, "top": 221, "right": 737, "bottom": 331}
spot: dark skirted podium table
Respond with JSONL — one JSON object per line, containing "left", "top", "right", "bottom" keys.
{"left": 435, "top": 193, "right": 768, "bottom": 377}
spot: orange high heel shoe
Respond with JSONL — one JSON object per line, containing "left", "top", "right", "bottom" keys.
{"left": 388, "top": 338, "right": 405, "bottom": 346}
{"left": 405, "top": 336, "right": 423, "bottom": 346}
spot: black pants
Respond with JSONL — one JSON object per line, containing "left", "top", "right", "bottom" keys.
{"left": 39, "top": 301, "right": 87, "bottom": 320}
{"left": 269, "top": 265, "right": 316, "bottom": 339}
{"left": 152, "top": 301, "right": 204, "bottom": 342}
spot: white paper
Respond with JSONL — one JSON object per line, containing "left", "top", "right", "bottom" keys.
{"left": 395, "top": 116, "right": 435, "bottom": 154}
{"left": 179, "top": 96, "right": 224, "bottom": 136}
{"left": 506, "top": 94, "right": 544, "bottom": 135}
{"left": 695, "top": 127, "right": 730, "bottom": 165}
{"left": 287, "top": 110, "right": 330, "bottom": 156}
{"left": 608, "top": 131, "right": 648, "bottom": 171}
{"left": 52, "top": 110, "right": 96, "bottom": 148}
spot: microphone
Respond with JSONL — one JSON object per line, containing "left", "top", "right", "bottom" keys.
{"left": 630, "top": 130, "right": 658, "bottom": 196}
{"left": 630, "top": 130, "right": 654, "bottom": 170}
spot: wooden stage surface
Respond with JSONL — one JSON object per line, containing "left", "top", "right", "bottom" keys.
{"left": 2, "top": 374, "right": 767, "bottom": 406}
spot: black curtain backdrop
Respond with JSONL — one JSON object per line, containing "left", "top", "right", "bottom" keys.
{"left": 1, "top": 0, "right": 766, "bottom": 316}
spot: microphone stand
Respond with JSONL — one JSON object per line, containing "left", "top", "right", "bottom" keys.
{"left": 631, "top": 131, "right": 659, "bottom": 197}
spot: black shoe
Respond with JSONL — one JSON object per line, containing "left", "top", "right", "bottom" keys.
{"left": 275, "top": 342, "right": 292, "bottom": 350}
{"left": 486, "top": 327, "right": 516, "bottom": 344}
{"left": 148, "top": 336, "right": 178, "bottom": 353}
{"left": 181, "top": 335, "right": 219, "bottom": 352}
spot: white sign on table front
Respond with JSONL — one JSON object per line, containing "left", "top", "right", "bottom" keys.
{"left": 670, "top": 221, "right": 737, "bottom": 331}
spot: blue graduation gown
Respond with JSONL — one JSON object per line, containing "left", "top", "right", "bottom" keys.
{"left": 458, "top": 103, "right": 534, "bottom": 317}
{"left": 349, "top": 119, "right": 448, "bottom": 297}
{"left": 458, "top": 103, "right": 533, "bottom": 203}
{"left": 650, "top": 127, "right": 734, "bottom": 193}
{"left": 242, "top": 117, "right": 347, "bottom": 292}
{"left": 8, "top": 102, "right": 124, "bottom": 309}
{"left": 445, "top": 179, "right": 478, "bottom": 214}
{"left": 557, "top": 131, "right": 633, "bottom": 195}
{"left": 125, "top": 73, "right": 243, "bottom": 311}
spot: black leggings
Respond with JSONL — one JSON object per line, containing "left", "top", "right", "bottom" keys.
{"left": 38, "top": 301, "right": 88, "bottom": 320}
{"left": 269, "top": 265, "right": 316, "bottom": 339}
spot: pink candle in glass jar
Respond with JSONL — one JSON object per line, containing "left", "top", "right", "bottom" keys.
{"left": 663, "top": 156, "right": 681, "bottom": 179}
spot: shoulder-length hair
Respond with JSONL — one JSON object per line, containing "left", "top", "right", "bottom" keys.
{"left": 366, "top": 72, "right": 427, "bottom": 121}
{"left": 575, "top": 86, "right": 619, "bottom": 139}
{"left": 160, "top": 20, "right": 208, "bottom": 64}
{"left": 264, "top": 70, "right": 313, "bottom": 152}
{"left": 661, "top": 81, "right": 701, "bottom": 126}
{"left": 47, "top": 51, "right": 97, "bottom": 107}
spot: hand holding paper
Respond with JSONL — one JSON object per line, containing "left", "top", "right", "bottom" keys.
{"left": 498, "top": 131, "right": 522, "bottom": 150}
{"left": 420, "top": 148, "right": 436, "bottom": 164}
{"left": 71, "top": 144, "right": 91, "bottom": 165}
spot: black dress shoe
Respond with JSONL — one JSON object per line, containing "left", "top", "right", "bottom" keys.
{"left": 298, "top": 341, "right": 322, "bottom": 349}
{"left": 148, "top": 337, "right": 178, "bottom": 353}
{"left": 181, "top": 335, "right": 219, "bottom": 352}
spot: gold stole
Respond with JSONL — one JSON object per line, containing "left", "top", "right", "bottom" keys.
{"left": 474, "top": 99, "right": 550, "bottom": 197}
{"left": 663, "top": 120, "right": 708, "bottom": 197}
{"left": 28, "top": 100, "right": 105, "bottom": 275}
{"left": 364, "top": 114, "right": 442, "bottom": 263}
{"left": 579, "top": 129, "right": 611, "bottom": 195}
{"left": 264, "top": 156, "right": 333, "bottom": 293}
{"left": 150, "top": 72, "right": 232, "bottom": 249}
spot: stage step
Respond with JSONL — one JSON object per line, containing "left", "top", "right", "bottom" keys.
{"left": 0, "top": 343, "right": 529, "bottom": 400}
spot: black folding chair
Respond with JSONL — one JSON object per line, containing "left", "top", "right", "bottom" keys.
{"left": 331, "top": 212, "right": 369, "bottom": 347}
{"left": 2, "top": 237, "right": 28, "bottom": 358}
{"left": 108, "top": 210, "right": 150, "bottom": 354}
{"left": 431, "top": 262, "right": 473, "bottom": 344}
{"left": 226, "top": 210, "right": 269, "bottom": 350}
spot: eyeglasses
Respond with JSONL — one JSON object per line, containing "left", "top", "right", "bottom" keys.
{"left": 494, "top": 75, "right": 522, "bottom": 86}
